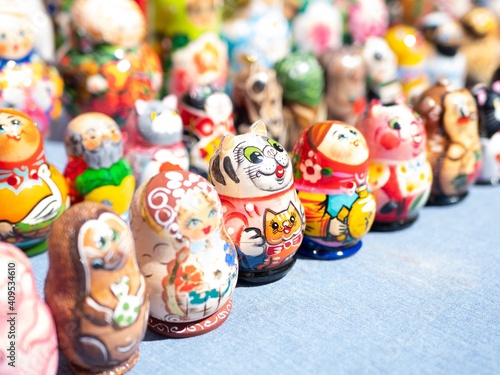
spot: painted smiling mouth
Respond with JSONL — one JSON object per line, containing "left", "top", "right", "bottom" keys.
{"left": 275, "top": 165, "right": 285, "bottom": 178}
{"left": 203, "top": 226, "right": 211, "bottom": 235}
{"left": 283, "top": 226, "right": 291, "bottom": 234}
{"left": 458, "top": 116, "right": 469, "bottom": 125}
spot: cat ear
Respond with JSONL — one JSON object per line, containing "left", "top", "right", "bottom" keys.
{"left": 393, "top": 93, "right": 407, "bottom": 105}
{"left": 220, "top": 133, "right": 236, "bottom": 152}
{"left": 369, "top": 99, "right": 382, "bottom": 113}
{"left": 250, "top": 120, "right": 268, "bottom": 136}
{"left": 135, "top": 99, "right": 148, "bottom": 115}
{"left": 162, "top": 94, "right": 178, "bottom": 110}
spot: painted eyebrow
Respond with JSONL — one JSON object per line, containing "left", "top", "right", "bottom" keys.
{"left": 7, "top": 116, "right": 14, "bottom": 119}
{"left": 85, "top": 128, "right": 97, "bottom": 133}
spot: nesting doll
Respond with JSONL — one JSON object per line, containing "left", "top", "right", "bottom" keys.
{"left": 292, "top": 121, "right": 376, "bottom": 259}
{"left": 0, "top": 109, "right": 68, "bottom": 256}
{"left": 0, "top": 3, "right": 63, "bottom": 137}
{"left": 64, "top": 112, "right": 135, "bottom": 216}
{"left": 130, "top": 165, "right": 238, "bottom": 337}
{"left": 356, "top": 99, "right": 433, "bottom": 230}
{"left": 274, "top": 51, "right": 327, "bottom": 153}
{"left": 59, "top": 0, "right": 162, "bottom": 126}
{"left": 318, "top": 46, "right": 367, "bottom": 126}
{"left": 472, "top": 81, "right": 500, "bottom": 185}
{"left": 209, "top": 120, "right": 305, "bottom": 283}
{"left": 124, "top": 97, "right": 189, "bottom": 184}
{"left": 362, "top": 36, "right": 403, "bottom": 104}
{"left": 178, "top": 84, "right": 235, "bottom": 174}
{"left": 45, "top": 202, "right": 148, "bottom": 374}
{"left": 415, "top": 80, "right": 482, "bottom": 205}
{"left": 0, "top": 242, "right": 58, "bottom": 375}
{"left": 346, "top": 0, "right": 389, "bottom": 45}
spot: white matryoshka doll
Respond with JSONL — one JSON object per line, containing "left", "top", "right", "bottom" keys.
{"left": 356, "top": 98, "right": 433, "bottom": 231}
{"left": 292, "top": 121, "right": 376, "bottom": 259}
{"left": 208, "top": 120, "right": 305, "bottom": 284}
{"left": 130, "top": 164, "right": 238, "bottom": 337}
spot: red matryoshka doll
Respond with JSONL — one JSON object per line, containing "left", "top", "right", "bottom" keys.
{"left": 318, "top": 46, "right": 367, "bottom": 126}
{"left": 0, "top": 242, "right": 58, "bottom": 375}
{"left": 0, "top": 3, "right": 63, "bottom": 137}
{"left": 356, "top": 99, "right": 433, "bottom": 230}
{"left": 178, "top": 84, "right": 235, "bottom": 175}
{"left": 130, "top": 165, "right": 238, "bottom": 337}
{"left": 59, "top": 0, "right": 162, "bottom": 126}
{"left": 64, "top": 112, "right": 135, "bottom": 217}
{"left": 209, "top": 120, "right": 305, "bottom": 284}
{"left": 415, "top": 80, "right": 482, "bottom": 205}
{"left": 0, "top": 108, "right": 68, "bottom": 256}
{"left": 292, "top": 121, "right": 376, "bottom": 259}
{"left": 124, "top": 96, "right": 189, "bottom": 185}
{"left": 45, "top": 202, "right": 148, "bottom": 375}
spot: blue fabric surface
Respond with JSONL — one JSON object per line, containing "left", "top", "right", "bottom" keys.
{"left": 31, "top": 141, "right": 500, "bottom": 374}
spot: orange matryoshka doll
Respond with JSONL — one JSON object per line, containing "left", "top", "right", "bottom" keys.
{"left": 292, "top": 121, "right": 376, "bottom": 259}
{"left": 45, "top": 202, "right": 148, "bottom": 375}
{"left": 130, "top": 164, "right": 238, "bottom": 337}
{"left": 0, "top": 108, "right": 68, "bottom": 256}
{"left": 209, "top": 120, "right": 305, "bottom": 284}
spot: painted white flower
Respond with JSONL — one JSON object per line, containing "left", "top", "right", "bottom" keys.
{"left": 86, "top": 74, "right": 108, "bottom": 93}
{"left": 300, "top": 159, "right": 322, "bottom": 183}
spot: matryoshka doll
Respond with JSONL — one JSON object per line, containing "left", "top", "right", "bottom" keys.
{"left": 415, "top": 80, "right": 482, "bottom": 205}
{"left": 130, "top": 165, "right": 238, "bottom": 337}
{"left": 0, "top": 108, "right": 68, "bottom": 256}
{"left": 209, "top": 120, "right": 305, "bottom": 283}
{"left": 292, "top": 121, "right": 376, "bottom": 259}
{"left": 64, "top": 112, "right": 135, "bottom": 217}
{"left": 59, "top": 0, "right": 162, "bottom": 126}
{"left": 45, "top": 202, "right": 148, "bottom": 374}
{"left": 0, "top": 242, "right": 58, "bottom": 375}
{"left": 471, "top": 78, "right": 500, "bottom": 185}
{"left": 0, "top": 3, "right": 63, "bottom": 137}
{"left": 356, "top": 99, "right": 433, "bottom": 230}
{"left": 345, "top": 0, "right": 389, "bottom": 45}
{"left": 124, "top": 96, "right": 189, "bottom": 184}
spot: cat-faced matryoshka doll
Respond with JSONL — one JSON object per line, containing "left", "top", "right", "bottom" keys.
{"left": 45, "top": 202, "right": 148, "bottom": 374}
{"left": 0, "top": 242, "right": 58, "bottom": 375}
{"left": 64, "top": 112, "right": 135, "bottom": 217}
{"left": 356, "top": 98, "right": 433, "bottom": 230}
{"left": 292, "top": 121, "right": 376, "bottom": 259}
{"left": 130, "top": 165, "right": 238, "bottom": 337}
{"left": 0, "top": 108, "right": 68, "bottom": 256}
{"left": 209, "top": 120, "right": 305, "bottom": 283}
{"left": 415, "top": 80, "right": 482, "bottom": 205}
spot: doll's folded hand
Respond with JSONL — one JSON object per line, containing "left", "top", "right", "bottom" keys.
{"left": 240, "top": 228, "right": 265, "bottom": 257}
{"left": 329, "top": 218, "right": 347, "bottom": 236}
{"left": 0, "top": 221, "right": 14, "bottom": 239}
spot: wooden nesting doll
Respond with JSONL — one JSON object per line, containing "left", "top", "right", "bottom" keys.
{"left": 45, "top": 202, "right": 148, "bottom": 375}
{"left": 318, "top": 46, "right": 367, "bottom": 127}
{"left": 356, "top": 99, "right": 433, "bottom": 230}
{"left": 274, "top": 51, "right": 327, "bottom": 153}
{"left": 130, "top": 165, "right": 238, "bottom": 337}
{"left": 346, "top": 0, "right": 389, "bottom": 45}
{"left": 59, "top": 0, "right": 162, "bottom": 126}
{"left": 64, "top": 112, "right": 135, "bottom": 217}
{"left": 415, "top": 80, "right": 482, "bottom": 205}
{"left": 124, "top": 96, "right": 189, "bottom": 185}
{"left": 209, "top": 120, "right": 305, "bottom": 283}
{"left": 0, "top": 3, "right": 63, "bottom": 137}
{"left": 0, "top": 242, "right": 58, "bottom": 375}
{"left": 0, "top": 108, "right": 68, "bottom": 256}
{"left": 471, "top": 80, "right": 500, "bottom": 185}
{"left": 292, "top": 121, "right": 376, "bottom": 259}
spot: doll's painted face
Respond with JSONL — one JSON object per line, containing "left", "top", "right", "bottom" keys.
{"left": 0, "top": 111, "right": 41, "bottom": 164}
{"left": 177, "top": 190, "right": 219, "bottom": 242}
{"left": 186, "top": 0, "right": 219, "bottom": 30}
{"left": 443, "top": 90, "right": 478, "bottom": 143}
{"left": 317, "top": 123, "right": 369, "bottom": 165}
{"left": 0, "top": 11, "right": 35, "bottom": 60}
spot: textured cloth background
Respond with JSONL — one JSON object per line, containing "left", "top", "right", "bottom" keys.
{"left": 30, "top": 141, "right": 500, "bottom": 374}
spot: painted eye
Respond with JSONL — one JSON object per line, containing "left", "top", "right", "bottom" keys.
{"left": 208, "top": 208, "right": 217, "bottom": 218}
{"left": 374, "top": 52, "right": 383, "bottom": 61}
{"left": 112, "top": 229, "right": 119, "bottom": 242}
{"left": 338, "top": 133, "right": 348, "bottom": 141}
{"left": 271, "top": 222, "right": 279, "bottom": 230}
{"left": 251, "top": 79, "right": 266, "bottom": 93}
{"left": 0, "top": 33, "right": 5, "bottom": 40}
{"left": 95, "top": 236, "right": 109, "bottom": 251}
{"left": 19, "top": 31, "right": 25, "bottom": 37}
{"left": 244, "top": 146, "right": 264, "bottom": 163}
{"left": 11, "top": 119, "right": 20, "bottom": 127}
{"left": 349, "top": 129, "right": 358, "bottom": 136}
{"left": 267, "top": 138, "right": 284, "bottom": 152}
{"left": 389, "top": 118, "right": 401, "bottom": 130}
{"left": 0, "top": 124, "right": 5, "bottom": 133}
{"left": 187, "top": 218, "right": 201, "bottom": 228}
{"left": 290, "top": 215, "right": 295, "bottom": 223}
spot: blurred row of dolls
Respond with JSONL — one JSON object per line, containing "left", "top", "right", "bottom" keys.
{"left": 1, "top": 0, "right": 500, "bottom": 374}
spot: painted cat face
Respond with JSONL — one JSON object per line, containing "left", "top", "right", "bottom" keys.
{"left": 316, "top": 123, "right": 369, "bottom": 165}
{"left": 135, "top": 99, "right": 182, "bottom": 146}
{"left": 0, "top": 110, "right": 41, "bottom": 164}
{"left": 0, "top": 10, "right": 35, "bottom": 60}
{"left": 209, "top": 121, "right": 293, "bottom": 197}
{"left": 264, "top": 202, "right": 301, "bottom": 245}
{"left": 443, "top": 90, "right": 478, "bottom": 143}
{"left": 78, "top": 212, "right": 132, "bottom": 272}
{"left": 177, "top": 189, "right": 220, "bottom": 242}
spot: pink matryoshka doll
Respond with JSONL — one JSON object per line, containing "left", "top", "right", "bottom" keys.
{"left": 0, "top": 242, "right": 58, "bottom": 375}
{"left": 209, "top": 120, "right": 305, "bottom": 284}
{"left": 292, "top": 121, "right": 376, "bottom": 259}
{"left": 130, "top": 164, "right": 238, "bottom": 337}
{"left": 356, "top": 98, "right": 433, "bottom": 231}
{"left": 0, "top": 108, "right": 68, "bottom": 256}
